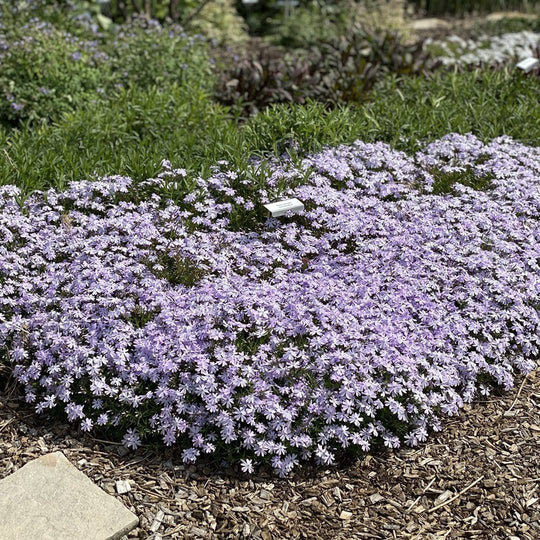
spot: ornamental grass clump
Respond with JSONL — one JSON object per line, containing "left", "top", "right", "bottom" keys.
{"left": 0, "top": 134, "right": 538, "bottom": 475}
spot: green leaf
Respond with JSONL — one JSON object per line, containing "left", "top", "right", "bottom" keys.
{"left": 96, "top": 13, "right": 113, "bottom": 31}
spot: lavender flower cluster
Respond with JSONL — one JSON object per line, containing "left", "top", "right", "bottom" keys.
{"left": 1, "top": 134, "right": 538, "bottom": 475}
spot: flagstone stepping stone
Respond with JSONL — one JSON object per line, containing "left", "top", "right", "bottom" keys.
{"left": 0, "top": 451, "right": 138, "bottom": 540}
{"left": 485, "top": 11, "right": 538, "bottom": 22}
{"left": 409, "top": 18, "right": 450, "bottom": 32}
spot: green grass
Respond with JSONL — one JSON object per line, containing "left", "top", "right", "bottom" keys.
{"left": 1, "top": 68, "right": 539, "bottom": 195}
{"left": 474, "top": 15, "right": 540, "bottom": 35}
{"left": 430, "top": 168, "right": 495, "bottom": 194}
{"left": 0, "top": 85, "right": 240, "bottom": 193}
{"left": 409, "top": 0, "right": 537, "bottom": 17}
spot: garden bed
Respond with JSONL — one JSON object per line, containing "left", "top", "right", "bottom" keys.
{"left": 0, "top": 2, "right": 539, "bottom": 536}
{"left": 1, "top": 133, "right": 538, "bottom": 475}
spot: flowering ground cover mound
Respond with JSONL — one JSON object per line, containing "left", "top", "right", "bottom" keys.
{"left": 0, "top": 134, "right": 538, "bottom": 475}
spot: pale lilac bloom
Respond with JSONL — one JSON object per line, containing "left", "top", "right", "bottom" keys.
{"left": 0, "top": 134, "right": 538, "bottom": 474}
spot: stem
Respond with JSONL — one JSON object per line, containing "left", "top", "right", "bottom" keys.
{"left": 169, "top": 0, "right": 180, "bottom": 21}
{"left": 131, "top": 0, "right": 143, "bottom": 15}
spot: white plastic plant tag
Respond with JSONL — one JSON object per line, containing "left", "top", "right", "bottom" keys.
{"left": 516, "top": 57, "right": 539, "bottom": 73}
{"left": 264, "top": 198, "right": 304, "bottom": 217}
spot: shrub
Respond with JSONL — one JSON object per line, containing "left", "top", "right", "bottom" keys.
{"left": 245, "top": 0, "right": 409, "bottom": 44}
{"left": 0, "top": 13, "right": 212, "bottom": 127}
{"left": 9, "top": 0, "right": 250, "bottom": 42}
{"left": 215, "top": 41, "right": 318, "bottom": 115}
{"left": 474, "top": 15, "right": 540, "bottom": 35}
{"left": 0, "top": 19, "right": 111, "bottom": 126}
{"left": 409, "top": 0, "right": 535, "bottom": 16}
{"left": 266, "top": 1, "right": 356, "bottom": 49}
{"left": 216, "top": 28, "right": 440, "bottom": 115}
{"left": 1, "top": 134, "right": 538, "bottom": 474}
{"left": 188, "top": 0, "right": 249, "bottom": 44}
{"left": 104, "top": 17, "right": 213, "bottom": 90}
{"left": 305, "top": 26, "right": 440, "bottom": 103}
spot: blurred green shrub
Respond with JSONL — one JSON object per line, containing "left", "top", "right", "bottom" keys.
{"left": 269, "top": 1, "right": 410, "bottom": 48}
{"left": 409, "top": 0, "right": 537, "bottom": 16}
{"left": 240, "top": 0, "right": 410, "bottom": 42}
{"left": 0, "top": 19, "right": 110, "bottom": 126}
{"left": 0, "top": 13, "right": 212, "bottom": 127}
{"left": 473, "top": 15, "right": 540, "bottom": 34}
{"left": 266, "top": 1, "right": 352, "bottom": 48}
{"left": 188, "top": 0, "right": 249, "bottom": 43}
{"left": 5, "top": 1, "right": 249, "bottom": 41}
{"left": 106, "top": 17, "right": 213, "bottom": 88}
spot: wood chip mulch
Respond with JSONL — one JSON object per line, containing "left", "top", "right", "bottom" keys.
{"left": 1, "top": 370, "right": 539, "bottom": 539}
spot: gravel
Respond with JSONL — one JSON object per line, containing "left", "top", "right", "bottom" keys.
{"left": 1, "top": 370, "right": 538, "bottom": 539}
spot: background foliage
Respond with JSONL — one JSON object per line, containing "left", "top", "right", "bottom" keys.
{"left": 409, "top": 0, "right": 537, "bottom": 16}
{"left": 0, "top": 0, "right": 538, "bottom": 193}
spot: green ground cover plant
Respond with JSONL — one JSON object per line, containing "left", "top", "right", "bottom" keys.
{"left": 2, "top": 133, "right": 538, "bottom": 473}
{"left": 1, "top": 68, "right": 538, "bottom": 195}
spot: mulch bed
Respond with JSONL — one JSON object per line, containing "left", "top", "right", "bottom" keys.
{"left": 1, "top": 370, "right": 539, "bottom": 539}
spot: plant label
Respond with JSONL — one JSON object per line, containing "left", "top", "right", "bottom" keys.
{"left": 264, "top": 198, "right": 304, "bottom": 217}
{"left": 516, "top": 57, "right": 539, "bottom": 73}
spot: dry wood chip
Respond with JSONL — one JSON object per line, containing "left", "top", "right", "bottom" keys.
{"left": 434, "top": 490, "right": 453, "bottom": 505}
{"left": 369, "top": 493, "right": 384, "bottom": 504}
{"left": 150, "top": 510, "right": 165, "bottom": 533}
{"left": 115, "top": 479, "right": 132, "bottom": 494}
{"left": 1, "top": 370, "right": 539, "bottom": 540}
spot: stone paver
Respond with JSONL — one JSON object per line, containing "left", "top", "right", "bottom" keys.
{"left": 0, "top": 451, "right": 138, "bottom": 540}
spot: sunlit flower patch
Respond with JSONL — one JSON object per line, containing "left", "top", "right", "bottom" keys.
{"left": 426, "top": 31, "right": 539, "bottom": 66}
{"left": 0, "top": 134, "right": 538, "bottom": 475}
